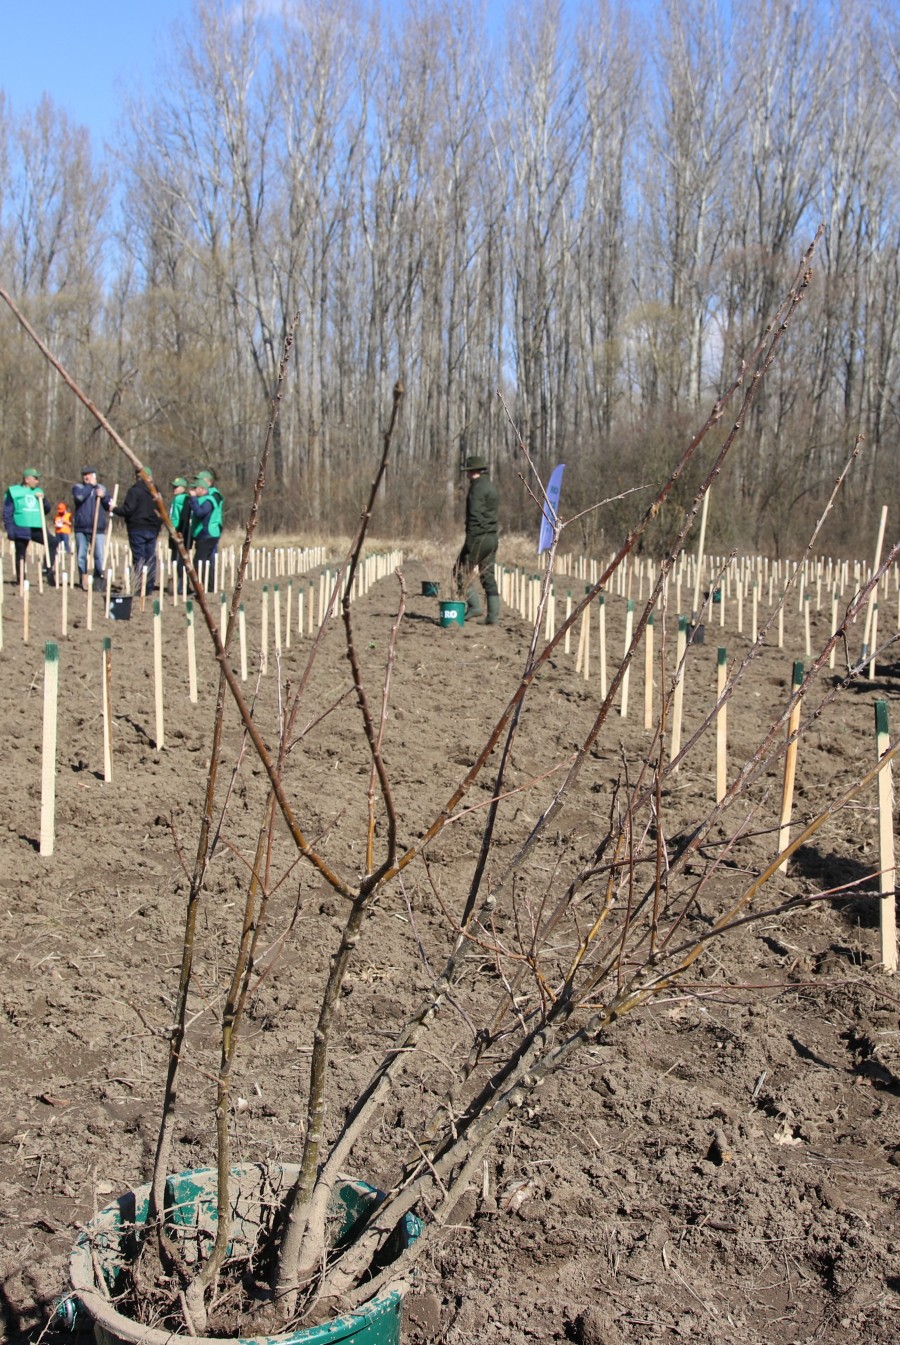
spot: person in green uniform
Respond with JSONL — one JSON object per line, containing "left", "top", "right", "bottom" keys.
{"left": 168, "top": 477, "right": 192, "bottom": 587}
{"left": 3, "top": 467, "right": 56, "bottom": 584}
{"left": 454, "top": 454, "right": 500, "bottom": 625}
{"left": 188, "top": 472, "right": 224, "bottom": 587}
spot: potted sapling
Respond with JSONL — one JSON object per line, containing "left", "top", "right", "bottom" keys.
{"left": 2, "top": 241, "right": 895, "bottom": 1345}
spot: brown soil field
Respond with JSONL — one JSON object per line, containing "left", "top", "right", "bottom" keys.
{"left": 0, "top": 543, "right": 898, "bottom": 1345}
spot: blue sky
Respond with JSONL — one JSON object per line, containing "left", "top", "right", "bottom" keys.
{"left": 1, "top": 0, "right": 195, "bottom": 146}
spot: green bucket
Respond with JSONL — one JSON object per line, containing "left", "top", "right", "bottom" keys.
{"left": 67, "top": 1164, "right": 422, "bottom": 1345}
{"left": 439, "top": 600, "right": 466, "bottom": 627}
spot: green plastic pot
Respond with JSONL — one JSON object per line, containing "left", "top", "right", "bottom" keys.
{"left": 67, "top": 1164, "right": 421, "bottom": 1345}
{"left": 438, "top": 600, "right": 466, "bottom": 627}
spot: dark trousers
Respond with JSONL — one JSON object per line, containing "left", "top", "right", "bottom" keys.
{"left": 455, "top": 534, "right": 498, "bottom": 600}
{"left": 129, "top": 529, "right": 159, "bottom": 595}
{"left": 193, "top": 535, "right": 220, "bottom": 589}
{"left": 13, "top": 531, "right": 58, "bottom": 581}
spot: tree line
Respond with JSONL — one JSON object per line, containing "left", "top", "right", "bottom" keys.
{"left": 1, "top": 0, "right": 897, "bottom": 555}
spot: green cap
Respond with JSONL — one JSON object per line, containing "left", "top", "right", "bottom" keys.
{"left": 196, "top": 469, "right": 214, "bottom": 482}
{"left": 462, "top": 455, "right": 488, "bottom": 471}
{"left": 22, "top": 467, "right": 41, "bottom": 478}
{"left": 190, "top": 477, "right": 208, "bottom": 490}
{"left": 171, "top": 476, "right": 188, "bottom": 488}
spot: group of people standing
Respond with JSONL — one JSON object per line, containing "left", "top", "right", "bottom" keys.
{"left": 5, "top": 452, "right": 500, "bottom": 623}
{"left": 3, "top": 464, "right": 224, "bottom": 595}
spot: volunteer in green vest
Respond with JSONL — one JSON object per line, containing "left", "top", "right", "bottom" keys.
{"left": 3, "top": 467, "right": 57, "bottom": 585}
{"left": 454, "top": 455, "right": 500, "bottom": 625}
{"left": 168, "top": 477, "right": 192, "bottom": 587}
{"left": 188, "top": 472, "right": 224, "bottom": 588}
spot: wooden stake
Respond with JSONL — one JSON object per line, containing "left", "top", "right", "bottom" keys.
{"left": 274, "top": 583, "right": 282, "bottom": 654}
{"left": 101, "top": 636, "right": 113, "bottom": 783}
{"left": 716, "top": 646, "right": 727, "bottom": 804}
{"left": 575, "top": 603, "right": 589, "bottom": 676}
{"left": 862, "top": 504, "right": 888, "bottom": 656}
{"left": 239, "top": 603, "right": 248, "bottom": 682}
{"left": 186, "top": 600, "right": 198, "bottom": 704}
{"left": 285, "top": 580, "right": 292, "bottom": 650}
{"left": 874, "top": 700, "right": 897, "bottom": 973}
{"left": 60, "top": 573, "right": 68, "bottom": 637}
{"left": 564, "top": 592, "right": 572, "bottom": 655}
{"left": 670, "top": 615, "right": 688, "bottom": 768}
{"left": 643, "top": 612, "right": 654, "bottom": 731}
{"left": 829, "top": 591, "right": 838, "bottom": 671}
{"left": 691, "top": 489, "right": 710, "bottom": 620}
{"left": 620, "top": 599, "right": 633, "bottom": 718}
{"left": 803, "top": 593, "right": 811, "bottom": 658}
{"left": 261, "top": 585, "right": 269, "bottom": 674}
{"left": 777, "top": 660, "right": 805, "bottom": 872}
{"left": 40, "top": 641, "right": 59, "bottom": 856}
{"left": 23, "top": 579, "right": 30, "bottom": 644}
{"left": 153, "top": 599, "right": 164, "bottom": 751}
{"left": 544, "top": 587, "right": 555, "bottom": 642}
{"left": 598, "top": 593, "right": 606, "bottom": 698}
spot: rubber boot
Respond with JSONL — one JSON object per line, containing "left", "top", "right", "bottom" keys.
{"left": 465, "top": 585, "right": 483, "bottom": 619}
{"left": 483, "top": 595, "right": 500, "bottom": 625}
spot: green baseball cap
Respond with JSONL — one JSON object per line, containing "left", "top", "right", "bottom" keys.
{"left": 196, "top": 469, "right": 214, "bottom": 482}
{"left": 22, "top": 467, "right": 41, "bottom": 478}
{"left": 171, "top": 476, "right": 188, "bottom": 488}
{"left": 190, "top": 477, "right": 209, "bottom": 489}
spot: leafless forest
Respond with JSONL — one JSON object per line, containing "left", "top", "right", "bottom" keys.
{"left": 1, "top": 0, "right": 898, "bottom": 551}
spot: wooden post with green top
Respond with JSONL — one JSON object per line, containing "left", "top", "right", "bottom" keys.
{"left": 643, "top": 612, "right": 654, "bottom": 731}
{"left": 101, "top": 637, "right": 113, "bottom": 782}
{"left": 40, "top": 641, "right": 59, "bottom": 855}
{"left": 153, "top": 599, "right": 164, "bottom": 751}
{"left": 186, "top": 600, "right": 198, "bottom": 704}
{"left": 670, "top": 615, "right": 688, "bottom": 768}
{"left": 875, "top": 700, "right": 897, "bottom": 973}
{"left": 716, "top": 647, "right": 727, "bottom": 803}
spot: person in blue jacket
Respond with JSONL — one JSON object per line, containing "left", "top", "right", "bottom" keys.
{"left": 3, "top": 467, "right": 57, "bottom": 584}
{"left": 188, "top": 473, "right": 224, "bottom": 587}
{"left": 72, "top": 466, "right": 112, "bottom": 587}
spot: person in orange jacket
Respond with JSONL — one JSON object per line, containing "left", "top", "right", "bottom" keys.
{"left": 54, "top": 501, "right": 73, "bottom": 554}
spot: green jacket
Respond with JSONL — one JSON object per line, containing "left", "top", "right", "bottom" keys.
{"left": 170, "top": 493, "right": 191, "bottom": 538}
{"left": 6, "top": 484, "right": 44, "bottom": 531}
{"left": 465, "top": 473, "right": 499, "bottom": 543}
